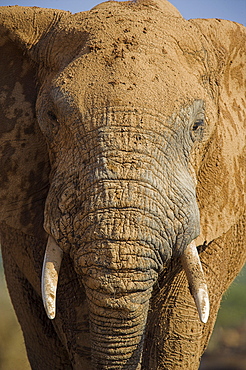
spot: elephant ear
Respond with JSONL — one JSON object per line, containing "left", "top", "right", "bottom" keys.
{"left": 0, "top": 6, "right": 68, "bottom": 235}
{"left": 190, "top": 19, "right": 246, "bottom": 244}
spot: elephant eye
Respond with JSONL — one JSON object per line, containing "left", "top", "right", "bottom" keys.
{"left": 43, "top": 110, "right": 60, "bottom": 139}
{"left": 47, "top": 110, "right": 58, "bottom": 122}
{"left": 193, "top": 119, "right": 204, "bottom": 130}
{"left": 191, "top": 119, "right": 205, "bottom": 141}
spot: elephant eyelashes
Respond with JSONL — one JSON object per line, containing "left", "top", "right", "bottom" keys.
{"left": 191, "top": 119, "right": 205, "bottom": 141}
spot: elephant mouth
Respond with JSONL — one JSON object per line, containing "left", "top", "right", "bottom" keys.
{"left": 41, "top": 235, "right": 209, "bottom": 323}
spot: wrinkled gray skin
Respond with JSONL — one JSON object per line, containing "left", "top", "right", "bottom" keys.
{"left": 0, "top": 1, "right": 245, "bottom": 369}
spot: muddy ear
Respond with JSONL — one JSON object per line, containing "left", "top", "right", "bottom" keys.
{"left": 190, "top": 19, "right": 246, "bottom": 243}
{"left": 0, "top": 6, "right": 67, "bottom": 235}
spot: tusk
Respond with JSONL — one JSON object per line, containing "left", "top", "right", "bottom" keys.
{"left": 181, "top": 240, "right": 210, "bottom": 324}
{"left": 41, "top": 235, "right": 63, "bottom": 319}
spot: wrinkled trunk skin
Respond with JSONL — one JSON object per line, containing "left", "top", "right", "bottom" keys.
{"left": 45, "top": 108, "right": 199, "bottom": 369}
{"left": 88, "top": 295, "right": 150, "bottom": 369}
{"left": 73, "top": 219, "right": 160, "bottom": 369}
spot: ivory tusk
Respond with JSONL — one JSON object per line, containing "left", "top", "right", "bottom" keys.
{"left": 181, "top": 240, "right": 210, "bottom": 324}
{"left": 41, "top": 235, "right": 63, "bottom": 319}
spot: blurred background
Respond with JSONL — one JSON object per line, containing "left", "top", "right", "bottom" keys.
{"left": 0, "top": 0, "right": 245, "bottom": 369}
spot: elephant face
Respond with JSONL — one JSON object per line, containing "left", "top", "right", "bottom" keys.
{"left": 0, "top": 1, "right": 245, "bottom": 369}
{"left": 35, "top": 6, "right": 212, "bottom": 260}
{"left": 37, "top": 58, "right": 205, "bottom": 260}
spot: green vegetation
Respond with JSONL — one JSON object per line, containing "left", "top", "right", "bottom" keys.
{"left": 215, "top": 265, "right": 246, "bottom": 328}
{"left": 201, "top": 264, "right": 246, "bottom": 370}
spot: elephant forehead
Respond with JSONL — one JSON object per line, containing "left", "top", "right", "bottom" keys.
{"left": 51, "top": 4, "right": 210, "bottom": 116}
{"left": 53, "top": 52, "right": 205, "bottom": 119}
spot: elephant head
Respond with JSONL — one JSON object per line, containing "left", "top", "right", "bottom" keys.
{"left": 0, "top": 1, "right": 245, "bottom": 369}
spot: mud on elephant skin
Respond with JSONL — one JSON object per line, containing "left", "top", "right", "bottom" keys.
{"left": 0, "top": 0, "right": 245, "bottom": 369}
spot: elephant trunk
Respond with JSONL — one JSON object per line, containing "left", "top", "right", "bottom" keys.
{"left": 88, "top": 292, "right": 150, "bottom": 369}
{"left": 73, "top": 237, "right": 158, "bottom": 369}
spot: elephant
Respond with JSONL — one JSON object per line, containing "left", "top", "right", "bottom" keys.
{"left": 0, "top": 0, "right": 245, "bottom": 369}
